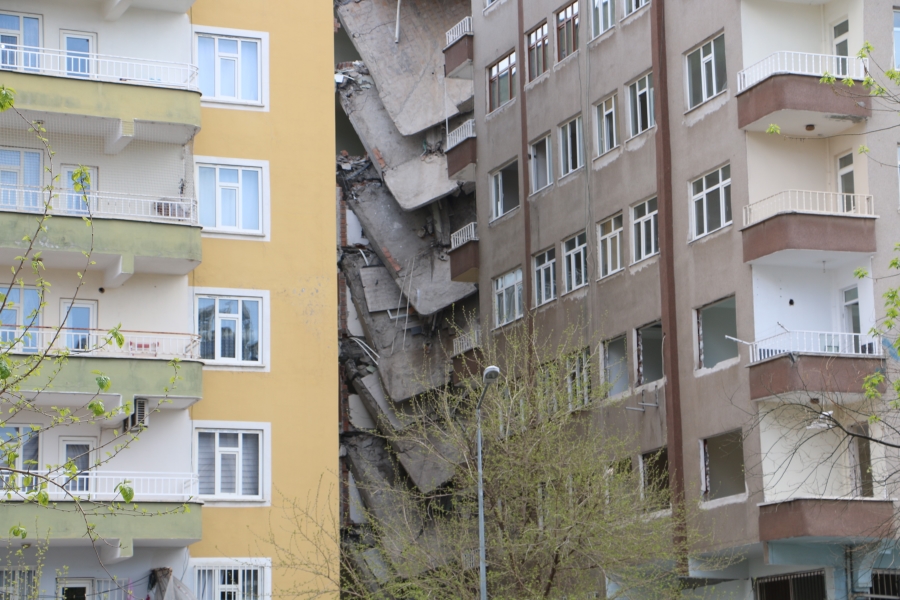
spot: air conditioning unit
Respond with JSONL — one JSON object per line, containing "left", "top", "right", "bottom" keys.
{"left": 123, "top": 398, "right": 149, "bottom": 431}
{"left": 807, "top": 411, "right": 834, "bottom": 430}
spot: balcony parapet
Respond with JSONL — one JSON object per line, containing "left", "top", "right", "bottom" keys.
{"left": 452, "top": 329, "right": 481, "bottom": 357}
{"left": 743, "top": 190, "right": 875, "bottom": 228}
{"left": 737, "top": 51, "right": 867, "bottom": 93}
{"left": 759, "top": 498, "right": 894, "bottom": 542}
{"left": 450, "top": 222, "right": 477, "bottom": 250}
{"left": 449, "top": 222, "right": 479, "bottom": 283}
{"left": 750, "top": 330, "right": 881, "bottom": 364}
{"left": 447, "top": 120, "right": 476, "bottom": 151}
{"left": 446, "top": 17, "right": 473, "bottom": 48}
{"left": 444, "top": 18, "right": 474, "bottom": 80}
{"left": 446, "top": 120, "right": 477, "bottom": 181}
{"left": 11, "top": 327, "right": 200, "bottom": 361}
{"left": 2, "top": 471, "right": 198, "bottom": 503}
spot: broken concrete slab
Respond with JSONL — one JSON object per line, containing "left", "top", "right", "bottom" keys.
{"left": 360, "top": 266, "right": 404, "bottom": 313}
{"left": 349, "top": 393, "right": 376, "bottom": 430}
{"left": 384, "top": 153, "right": 459, "bottom": 211}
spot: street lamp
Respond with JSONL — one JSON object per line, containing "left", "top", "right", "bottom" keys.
{"left": 477, "top": 365, "right": 500, "bottom": 600}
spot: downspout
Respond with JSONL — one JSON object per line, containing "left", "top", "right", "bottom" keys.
{"left": 649, "top": 0, "right": 687, "bottom": 572}
{"left": 516, "top": 0, "right": 533, "bottom": 341}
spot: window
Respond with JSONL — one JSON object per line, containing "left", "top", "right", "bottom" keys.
{"left": 591, "top": 0, "right": 615, "bottom": 37}
{"left": 198, "top": 429, "right": 262, "bottom": 498}
{"left": 598, "top": 214, "right": 623, "bottom": 278}
{"left": 195, "top": 562, "right": 267, "bottom": 600}
{"left": 849, "top": 422, "right": 874, "bottom": 497}
{"left": 491, "top": 161, "right": 520, "bottom": 219}
{"left": 531, "top": 136, "right": 552, "bottom": 192}
{"left": 628, "top": 73, "right": 655, "bottom": 136}
{"left": 527, "top": 24, "right": 549, "bottom": 81}
{"left": 833, "top": 19, "right": 849, "bottom": 76}
{"left": 755, "top": 570, "right": 826, "bottom": 600}
{"left": 603, "top": 336, "right": 628, "bottom": 396}
{"left": 641, "top": 447, "right": 669, "bottom": 511}
{"left": 566, "top": 348, "right": 591, "bottom": 408}
{"left": 494, "top": 268, "right": 523, "bottom": 327}
{"left": 0, "top": 570, "right": 35, "bottom": 600}
{"left": 0, "top": 12, "right": 40, "bottom": 71}
{"left": 843, "top": 286, "right": 861, "bottom": 338}
{"left": 636, "top": 322, "right": 663, "bottom": 385}
{"left": 1, "top": 426, "right": 38, "bottom": 478}
{"left": 198, "top": 163, "right": 262, "bottom": 234}
{"left": 895, "top": 12, "right": 900, "bottom": 67}
{"left": 62, "top": 165, "right": 98, "bottom": 215}
{"left": 197, "top": 295, "right": 261, "bottom": 364}
{"left": 60, "top": 438, "right": 93, "bottom": 493}
{"left": 534, "top": 248, "right": 557, "bottom": 306}
{"left": 559, "top": 116, "right": 583, "bottom": 176}
{"left": 60, "top": 300, "right": 96, "bottom": 351}
{"left": 489, "top": 51, "right": 517, "bottom": 112}
{"left": 691, "top": 164, "right": 731, "bottom": 238}
{"left": 686, "top": 34, "right": 726, "bottom": 109}
{"left": 701, "top": 430, "right": 744, "bottom": 501}
{"left": 557, "top": 2, "right": 579, "bottom": 61}
{"left": 0, "top": 287, "right": 41, "bottom": 352}
{"left": 632, "top": 197, "right": 658, "bottom": 263}
{"left": 198, "top": 33, "right": 262, "bottom": 103}
{"left": 697, "top": 296, "right": 738, "bottom": 369}
{"left": 0, "top": 147, "right": 40, "bottom": 210}
{"left": 837, "top": 152, "right": 856, "bottom": 212}
{"left": 563, "top": 232, "right": 587, "bottom": 292}
{"left": 595, "top": 96, "right": 617, "bottom": 156}
{"left": 624, "top": 0, "right": 649, "bottom": 16}
{"left": 61, "top": 31, "right": 94, "bottom": 78}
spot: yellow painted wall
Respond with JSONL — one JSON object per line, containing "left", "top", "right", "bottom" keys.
{"left": 187, "top": 0, "right": 337, "bottom": 596}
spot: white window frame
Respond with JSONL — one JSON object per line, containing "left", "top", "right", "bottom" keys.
{"left": 530, "top": 136, "right": 553, "bottom": 193}
{"left": 195, "top": 156, "right": 270, "bottom": 240}
{"left": 191, "top": 557, "right": 273, "bottom": 600}
{"left": 559, "top": 116, "right": 584, "bottom": 177}
{"left": 0, "top": 146, "right": 42, "bottom": 209}
{"left": 595, "top": 95, "right": 618, "bottom": 156}
{"left": 894, "top": 11, "right": 900, "bottom": 68}
{"left": 193, "top": 287, "right": 270, "bottom": 371}
{"left": 490, "top": 161, "right": 519, "bottom": 220}
{"left": 60, "top": 299, "right": 97, "bottom": 351}
{"left": 566, "top": 348, "right": 591, "bottom": 409}
{"left": 628, "top": 73, "right": 655, "bottom": 137}
{"left": 632, "top": 197, "right": 658, "bottom": 263}
{"left": 196, "top": 428, "right": 263, "bottom": 501}
{"left": 534, "top": 248, "right": 557, "bottom": 307}
{"left": 193, "top": 26, "right": 270, "bottom": 111}
{"left": 685, "top": 34, "right": 726, "bottom": 110}
{"left": 598, "top": 214, "right": 623, "bottom": 278}
{"left": 59, "top": 31, "right": 97, "bottom": 78}
{"left": 0, "top": 425, "right": 38, "bottom": 472}
{"left": 563, "top": 232, "right": 588, "bottom": 293}
{"left": 493, "top": 268, "right": 524, "bottom": 328}
{"left": 591, "top": 0, "right": 615, "bottom": 38}
{"left": 624, "top": 0, "right": 650, "bottom": 18}
{"left": 193, "top": 421, "right": 271, "bottom": 506}
{"left": 0, "top": 569, "right": 36, "bottom": 600}
{"left": 691, "top": 164, "right": 732, "bottom": 240}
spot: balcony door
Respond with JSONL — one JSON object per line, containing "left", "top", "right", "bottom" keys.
{"left": 58, "top": 579, "right": 92, "bottom": 600}
{"left": 60, "top": 31, "right": 94, "bottom": 78}
{"left": 837, "top": 152, "right": 855, "bottom": 213}
{"left": 62, "top": 165, "right": 97, "bottom": 215}
{"left": 60, "top": 300, "right": 96, "bottom": 351}
{"left": 833, "top": 19, "right": 849, "bottom": 76}
{"left": 59, "top": 438, "right": 94, "bottom": 494}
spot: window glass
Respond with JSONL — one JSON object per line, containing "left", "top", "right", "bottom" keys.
{"left": 592, "top": 0, "right": 615, "bottom": 37}
{"left": 629, "top": 74, "right": 654, "bottom": 136}
{"left": 197, "top": 34, "right": 263, "bottom": 103}
{"left": 198, "top": 164, "right": 263, "bottom": 233}
{"left": 632, "top": 197, "right": 658, "bottom": 262}
{"left": 563, "top": 232, "right": 587, "bottom": 292}
{"left": 534, "top": 248, "right": 556, "bottom": 306}
{"left": 489, "top": 51, "right": 517, "bottom": 111}
{"left": 557, "top": 2, "right": 579, "bottom": 62}
{"left": 604, "top": 336, "right": 628, "bottom": 396}
{"left": 692, "top": 164, "right": 731, "bottom": 238}
{"left": 598, "top": 214, "right": 623, "bottom": 277}
{"left": 687, "top": 34, "right": 726, "bottom": 109}
{"left": 494, "top": 268, "right": 523, "bottom": 327}
{"left": 198, "top": 296, "right": 262, "bottom": 363}
{"left": 197, "top": 430, "right": 262, "bottom": 498}
{"left": 596, "top": 96, "right": 617, "bottom": 155}
{"left": 528, "top": 24, "right": 548, "bottom": 81}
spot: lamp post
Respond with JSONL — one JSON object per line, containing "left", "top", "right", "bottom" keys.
{"left": 477, "top": 365, "right": 500, "bottom": 600}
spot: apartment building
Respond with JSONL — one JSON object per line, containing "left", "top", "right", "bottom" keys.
{"left": 0, "top": 1, "right": 335, "bottom": 599}
{"left": 440, "top": 0, "right": 900, "bottom": 596}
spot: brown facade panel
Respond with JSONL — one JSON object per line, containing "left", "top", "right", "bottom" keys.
{"left": 444, "top": 34, "right": 474, "bottom": 79}
{"left": 737, "top": 74, "right": 871, "bottom": 130}
{"left": 742, "top": 213, "right": 876, "bottom": 263}
{"left": 748, "top": 354, "right": 883, "bottom": 400}
{"left": 450, "top": 239, "right": 479, "bottom": 282}
{"left": 759, "top": 498, "right": 894, "bottom": 541}
{"left": 447, "top": 136, "right": 477, "bottom": 181}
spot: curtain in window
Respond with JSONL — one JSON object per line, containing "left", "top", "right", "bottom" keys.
{"left": 196, "top": 569, "right": 215, "bottom": 600}
{"left": 198, "top": 432, "right": 216, "bottom": 494}
{"left": 241, "top": 433, "right": 259, "bottom": 495}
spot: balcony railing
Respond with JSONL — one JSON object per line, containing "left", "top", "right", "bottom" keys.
{"left": 0, "top": 45, "right": 198, "bottom": 91}
{"left": 7, "top": 326, "right": 200, "bottom": 360}
{"left": 2, "top": 471, "right": 198, "bottom": 502}
{"left": 446, "top": 17, "right": 473, "bottom": 48}
{"left": 0, "top": 186, "right": 196, "bottom": 225}
{"left": 743, "top": 190, "right": 875, "bottom": 227}
{"left": 737, "top": 51, "right": 868, "bottom": 93}
{"left": 453, "top": 329, "right": 481, "bottom": 356}
{"left": 450, "top": 222, "right": 477, "bottom": 250}
{"left": 447, "top": 119, "right": 476, "bottom": 151}
{"left": 750, "top": 330, "right": 882, "bottom": 363}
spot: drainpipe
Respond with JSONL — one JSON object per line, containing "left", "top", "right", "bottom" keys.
{"left": 515, "top": 0, "right": 533, "bottom": 328}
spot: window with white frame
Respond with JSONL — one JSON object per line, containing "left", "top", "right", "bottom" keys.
{"left": 198, "top": 163, "right": 262, "bottom": 234}
{"left": 0, "top": 426, "right": 38, "bottom": 479}
{"left": 837, "top": 152, "right": 856, "bottom": 212}
{"left": 0, "top": 12, "right": 40, "bottom": 71}
{"left": 567, "top": 348, "right": 591, "bottom": 408}
{"left": 598, "top": 214, "right": 623, "bottom": 278}
{"left": 632, "top": 197, "right": 658, "bottom": 263}
{"left": 0, "top": 147, "right": 41, "bottom": 210}
{"left": 60, "top": 300, "right": 96, "bottom": 351}
{"left": 494, "top": 268, "right": 523, "bottom": 327}
{"left": 197, "top": 295, "right": 262, "bottom": 364}
{"left": 61, "top": 31, "right": 95, "bottom": 78}
{"left": 534, "top": 248, "right": 556, "bottom": 306}
{"left": 624, "top": 0, "right": 650, "bottom": 17}
{"left": 557, "top": 2, "right": 579, "bottom": 62}
{"left": 491, "top": 161, "right": 520, "bottom": 219}
{"left": 628, "top": 73, "right": 654, "bottom": 137}
{"left": 0, "top": 570, "right": 36, "bottom": 600}
{"left": 197, "top": 33, "right": 262, "bottom": 103}
{"left": 691, "top": 164, "right": 731, "bottom": 239}
{"left": 591, "top": 0, "right": 615, "bottom": 38}
{"left": 895, "top": 12, "right": 900, "bottom": 67}
{"left": 0, "top": 286, "right": 40, "bottom": 352}
{"left": 686, "top": 34, "right": 726, "bottom": 109}
{"left": 195, "top": 561, "right": 268, "bottom": 600}
{"left": 197, "top": 429, "right": 262, "bottom": 499}
{"left": 559, "top": 116, "right": 584, "bottom": 176}
{"left": 603, "top": 336, "right": 628, "bottom": 397}
{"left": 531, "top": 136, "right": 552, "bottom": 192}
{"left": 489, "top": 51, "right": 517, "bottom": 112}
{"left": 833, "top": 19, "right": 849, "bottom": 76}
{"left": 596, "top": 95, "right": 617, "bottom": 156}
{"left": 563, "top": 232, "right": 588, "bottom": 292}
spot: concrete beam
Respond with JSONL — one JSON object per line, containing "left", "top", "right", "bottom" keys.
{"left": 102, "top": 0, "right": 133, "bottom": 21}
{"left": 99, "top": 537, "right": 133, "bottom": 564}
{"left": 104, "top": 254, "right": 134, "bottom": 288}
{"left": 104, "top": 119, "right": 135, "bottom": 155}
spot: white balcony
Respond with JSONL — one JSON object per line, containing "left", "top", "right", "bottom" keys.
{"left": 447, "top": 119, "right": 476, "bottom": 151}
{"left": 3, "top": 471, "right": 198, "bottom": 502}
{"left": 446, "top": 17, "right": 473, "bottom": 48}
{"left": 750, "top": 330, "right": 882, "bottom": 363}
{"left": 450, "top": 222, "right": 477, "bottom": 250}
{"left": 743, "top": 190, "right": 875, "bottom": 228}
{"left": 0, "top": 186, "right": 196, "bottom": 225}
{"left": 453, "top": 329, "right": 480, "bottom": 357}
{"left": 9, "top": 327, "right": 200, "bottom": 361}
{"left": 737, "top": 51, "right": 867, "bottom": 93}
{"left": 0, "top": 45, "right": 198, "bottom": 91}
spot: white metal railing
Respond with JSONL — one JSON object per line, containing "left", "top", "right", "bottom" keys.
{"left": 737, "top": 51, "right": 868, "bottom": 92}
{"left": 743, "top": 190, "right": 875, "bottom": 227}
{"left": 6, "top": 326, "right": 200, "bottom": 360}
{"left": 0, "top": 186, "right": 196, "bottom": 225}
{"left": 446, "top": 119, "right": 476, "bottom": 151}
{"left": 1, "top": 471, "right": 198, "bottom": 502}
{"left": 450, "top": 222, "right": 478, "bottom": 250}
{"left": 453, "top": 329, "right": 481, "bottom": 357}
{"left": 0, "top": 45, "right": 198, "bottom": 90}
{"left": 95, "top": 579, "right": 140, "bottom": 600}
{"left": 750, "top": 330, "right": 882, "bottom": 363}
{"left": 446, "top": 17, "right": 473, "bottom": 47}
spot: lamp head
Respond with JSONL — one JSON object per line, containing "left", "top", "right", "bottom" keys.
{"left": 482, "top": 365, "right": 501, "bottom": 385}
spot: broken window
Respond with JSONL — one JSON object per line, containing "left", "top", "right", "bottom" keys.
{"left": 755, "top": 570, "right": 826, "bottom": 600}
{"left": 489, "top": 51, "right": 517, "bottom": 112}
{"left": 636, "top": 322, "right": 663, "bottom": 385}
{"left": 566, "top": 348, "right": 591, "bottom": 408}
{"left": 692, "top": 164, "right": 731, "bottom": 239}
{"left": 641, "top": 447, "right": 669, "bottom": 511}
{"left": 559, "top": 116, "right": 584, "bottom": 176}
{"left": 603, "top": 336, "right": 628, "bottom": 397}
{"left": 624, "top": 0, "right": 649, "bottom": 17}
{"left": 531, "top": 136, "right": 552, "bottom": 193}
{"left": 493, "top": 268, "right": 523, "bottom": 327}
{"left": 527, "top": 23, "right": 549, "bottom": 81}
{"left": 534, "top": 248, "right": 557, "bottom": 306}
{"left": 598, "top": 213, "right": 623, "bottom": 278}
{"left": 491, "top": 161, "right": 520, "bottom": 219}
{"left": 628, "top": 73, "right": 654, "bottom": 137}
{"left": 563, "top": 232, "right": 588, "bottom": 292}
{"left": 556, "top": 1, "right": 579, "bottom": 62}
{"left": 702, "top": 430, "right": 745, "bottom": 501}
{"left": 849, "top": 422, "right": 874, "bottom": 498}
{"left": 697, "top": 296, "right": 738, "bottom": 369}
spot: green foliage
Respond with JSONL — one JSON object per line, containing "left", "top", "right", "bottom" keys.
{"left": 0, "top": 86, "right": 14, "bottom": 112}
{"left": 765, "top": 123, "right": 781, "bottom": 135}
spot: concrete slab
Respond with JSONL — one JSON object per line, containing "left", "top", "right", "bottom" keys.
{"left": 360, "top": 266, "right": 404, "bottom": 313}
